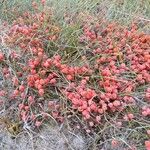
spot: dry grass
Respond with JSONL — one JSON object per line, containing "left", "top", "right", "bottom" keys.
{"left": 0, "top": 125, "right": 90, "bottom": 150}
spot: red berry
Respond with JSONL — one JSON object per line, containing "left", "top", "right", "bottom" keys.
{"left": 66, "top": 75, "right": 73, "bottom": 80}
{"left": 38, "top": 52, "right": 43, "bottom": 57}
{"left": 0, "top": 52, "right": 4, "bottom": 62}
{"left": 39, "top": 89, "right": 44, "bottom": 96}
{"left": 49, "top": 78, "right": 57, "bottom": 84}
{"left": 145, "top": 140, "right": 150, "bottom": 150}
{"left": 13, "top": 89, "right": 19, "bottom": 96}
{"left": 19, "top": 104, "right": 24, "bottom": 110}
{"left": 111, "top": 139, "right": 119, "bottom": 148}
{"left": 113, "top": 100, "right": 120, "bottom": 107}
{"left": 35, "top": 120, "right": 42, "bottom": 127}
{"left": 19, "top": 85, "right": 25, "bottom": 92}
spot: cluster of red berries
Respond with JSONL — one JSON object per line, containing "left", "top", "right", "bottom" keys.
{"left": 0, "top": 1, "right": 94, "bottom": 126}
{"left": 0, "top": 2, "right": 150, "bottom": 135}
{"left": 71, "top": 21, "right": 150, "bottom": 126}
{"left": 0, "top": 3, "right": 61, "bottom": 126}
{"left": 146, "top": 88, "right": 150, "bottom": 101}
{"left": 142, "top": 106, "right": 150, "bottom": 117}
{"left": 123, "top": 113, "right": 134, "bottom": 121}
{"left": 0, "top": 1, "right": 150, "bottom": 149}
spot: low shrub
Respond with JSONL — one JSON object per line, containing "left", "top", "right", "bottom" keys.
{"left": 0, "top": 1, "right": 150, "bottom": 149}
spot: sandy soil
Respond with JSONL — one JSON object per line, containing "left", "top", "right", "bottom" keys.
{"left": 0, "top": 125, "right": 89, "bottom": 150}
